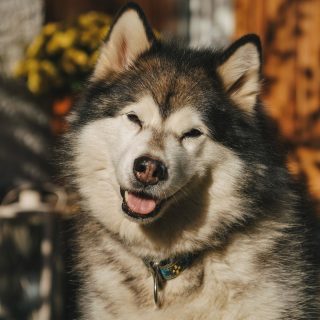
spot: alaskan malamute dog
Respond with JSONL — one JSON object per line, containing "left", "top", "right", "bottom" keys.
{"left": 63, "top": 3, "right": 319, "bottom": 319}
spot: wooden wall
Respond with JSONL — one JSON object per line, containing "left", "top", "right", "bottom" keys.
{"left": 235, "top": 0, "right": 320, "bottom": 213}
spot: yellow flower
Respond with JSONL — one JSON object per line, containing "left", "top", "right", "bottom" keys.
{"left": 14, "top": 61, "right": 27, "bottom": 77}
{"left": 25, "top": 59, "right": 40, "bottom": 72}
{"left": 46, "top": 29, "right": 77, "bottom": 54}
{"left": 78, "top": 24, "right": 107, "bottom": 50}
{"left": 61, "top": 48, "right": 89, "bottom": 73}
{"left": 41, "top": 61, "right": 63, "bottom": 87}
{"left": 79, "top": 31, "right": 90, "bottom": 45}
{"left": 27, "top": 71, "right": 42, "bottom": 94}
{"left": 15, "top": 11, "right": 148, "bottom": 95}
{"left": 26, "top": 35, "right": 44, "bottom": 58}
{"left": 40, "top": 60, "right": 58, "bottom": 78}
{"left": 42, "top": 22, "right": 60, "bottom": 36}
{"left": 70, "top": 49, "right": 88, "bottom": 66}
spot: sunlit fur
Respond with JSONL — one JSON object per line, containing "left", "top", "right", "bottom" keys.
{"left": 62, "top": 3, "right": 319, "bottom": 319}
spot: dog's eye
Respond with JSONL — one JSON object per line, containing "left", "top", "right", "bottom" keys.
{"left": 126, "top": 113, "right": 142, "bottom": 127}
{"left": 181, "top": 129, "right": 203, "bottom": 139}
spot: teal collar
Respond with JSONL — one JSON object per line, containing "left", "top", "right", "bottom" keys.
{"left": 144, "top": 253, "right": 198, "bottom": 281}
{"left": 143, "top": 253, "right": 199, "bottom": 308}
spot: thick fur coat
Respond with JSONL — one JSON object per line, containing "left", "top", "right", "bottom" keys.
{"left": 63, "top": 3, "right": 320, "bottom": 319}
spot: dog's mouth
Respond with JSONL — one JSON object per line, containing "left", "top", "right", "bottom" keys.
{"left": 120, "top": 188, "right": 164, "bottom": 221}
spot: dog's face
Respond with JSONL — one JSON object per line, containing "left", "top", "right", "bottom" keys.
{"left": 69, "top": 4, "right": 262, "bottom": 256}
{"left": 109, "top": 96, "right": 211, "bottom": 219}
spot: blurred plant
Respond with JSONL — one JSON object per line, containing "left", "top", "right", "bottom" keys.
{"left": 15, "top": 12, "right": 112, "bottom": 95}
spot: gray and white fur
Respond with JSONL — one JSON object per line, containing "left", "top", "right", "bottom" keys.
{"left": 62, "top": 3, "right": 320, "bottom": 319}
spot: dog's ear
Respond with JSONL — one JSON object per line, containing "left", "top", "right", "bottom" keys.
{"left": 217, "top": 34, "right": 262, "bottom": 113}
{"left": 92, "top": 3, "right": 156, "bottom": 80}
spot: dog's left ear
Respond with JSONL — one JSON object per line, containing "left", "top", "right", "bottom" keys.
{"left": 92, "top": 3, "right": 156, "bottom": 80}
{"left": 217, "top": 34, "right": 262, "bottom": 113}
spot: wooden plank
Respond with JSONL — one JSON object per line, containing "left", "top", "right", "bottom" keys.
{"left": 295, "top": 0, "right": 320, "bottom": 138}
{"left": 234, "top": 0, "right": 298, "bottom": 139}
{"left": 262, "top": 0, "right": 297, "bottom": 139}
{"left": 291, "top": 147, "right": 320, "bottom": 212}
{"left": 294, "top": 0, "right": 320, "bottom": 204}
{"left": 234, "top": 0, "right": 251, "bottom": 38}
{"left": 234, "top": 0, "right": 264, "bottom": 39}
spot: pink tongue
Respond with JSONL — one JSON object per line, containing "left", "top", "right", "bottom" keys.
{"left": 126, "top": 193, "right": 157, "bottom": 215}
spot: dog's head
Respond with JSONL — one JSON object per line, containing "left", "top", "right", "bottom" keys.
{"left": 68, "top": 3, "right": 264, "bottom": 257}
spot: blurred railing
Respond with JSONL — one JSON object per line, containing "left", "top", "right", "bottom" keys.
{"left": 0, "top": 186, "right": 67, "bottom": 320}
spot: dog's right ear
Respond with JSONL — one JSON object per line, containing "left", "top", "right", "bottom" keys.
{"left": 92, "top": 3, "right": 156, "bottom": 81}
{"left": 217, "top": 34, "right": 262, "bottom": 114}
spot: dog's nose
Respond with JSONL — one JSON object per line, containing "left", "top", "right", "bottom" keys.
{"left": 133, "top": 156, "right": 168, "bottom": 185}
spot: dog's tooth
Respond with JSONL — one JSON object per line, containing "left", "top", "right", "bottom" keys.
{"left": 125, "top": 191, "right": 128, "bottom": 201}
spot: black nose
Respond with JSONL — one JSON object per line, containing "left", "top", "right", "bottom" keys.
{"left": 133, "top": 156, "right": 168, "bottom": 185}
